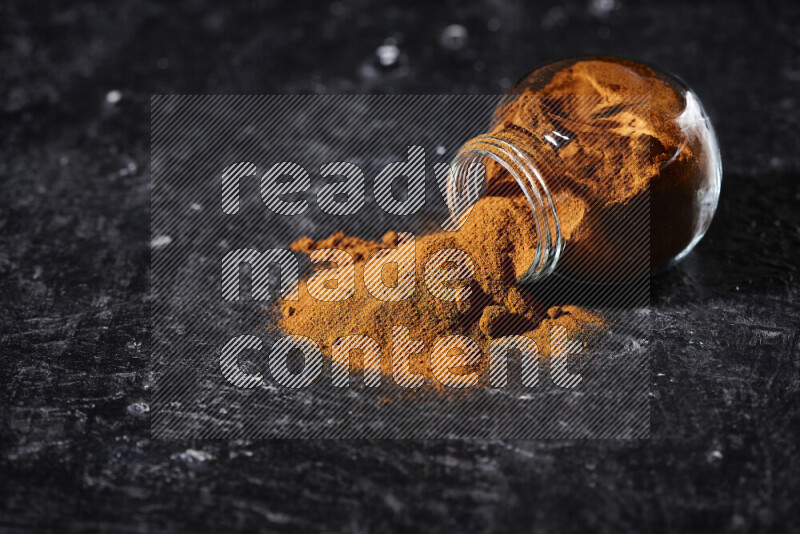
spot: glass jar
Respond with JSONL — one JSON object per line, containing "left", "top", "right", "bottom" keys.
{"left": 447, "top": 56, "right": 722, "bottom": 283}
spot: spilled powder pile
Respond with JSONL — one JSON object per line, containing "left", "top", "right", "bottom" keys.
{"left": 277, "top": 57, "right": 693, "bottom": 384}
{"left": 279, "top": 221, "right": 601, "bottom": 382}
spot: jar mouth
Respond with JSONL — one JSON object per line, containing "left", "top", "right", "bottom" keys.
{"left": 447, "top": 134, "right": 563, "bottom": 283}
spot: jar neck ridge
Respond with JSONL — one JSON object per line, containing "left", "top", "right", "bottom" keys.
{"left": 447, "top": 130, "right": 563, "bottom": 283}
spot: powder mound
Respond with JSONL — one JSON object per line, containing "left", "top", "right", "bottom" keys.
{"left": 278, "top": 191, "right": 603, "bottom": 385}
{"left": 279, "top": 193, "right": 550, "bottom": 355}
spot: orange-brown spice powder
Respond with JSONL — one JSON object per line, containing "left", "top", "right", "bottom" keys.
{"left": 277, "top": 58, "right": 693, "bottom": 385}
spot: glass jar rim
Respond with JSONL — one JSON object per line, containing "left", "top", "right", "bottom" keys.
{"left": 448, "top": 134, "right": 564, "bottom": 283}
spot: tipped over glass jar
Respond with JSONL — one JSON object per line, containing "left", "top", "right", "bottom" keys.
{"left": 447, "top": 56, "right": 722, "bottom": 283}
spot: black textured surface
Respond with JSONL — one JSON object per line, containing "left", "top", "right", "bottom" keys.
{"left": 1, "top": 1, "right": 799, "bottom": 532}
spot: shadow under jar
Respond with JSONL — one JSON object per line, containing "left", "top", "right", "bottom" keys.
{"left": 448, "top": 56, "right": 722, "bottom": 283}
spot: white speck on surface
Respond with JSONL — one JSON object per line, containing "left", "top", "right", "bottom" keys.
{"left": 360, "top": 63, "right": 380, "bottom": 79}
{"left": 151, "top": 235, "right": 173, "bottom": 248}
{"left": 127, "top": 402, "right": 150, "bottom": 415}
{"left": 190, "top": 202, "right": 203, "bottom": 211}
{"left": 174, "top": 449, "right": 215, "bottom": 463}
{"left": 376, "top": 44, "right": 399, "bottom": 67}
{"left": 440, "top": 24, "right": 468, "bottom": 50}
{"left": 383, "top": 492, "right": 404, "bottom": 513}
{"left": 731, "top": 515, "right": 746, "bottom": 529}
{"left": 589, "top": 0, "right": 616, "bottom": 17}
{"left": 542, "top": 6, "right": 566, "bottom": 29}
{"left": 106, "top": 90, "right": 122, "bottom": 104}
{"left": 329, "top": 1, "right": 345, "bottom": 16}
{"left": 435, "top": 145, "right": 446, "bottom": 155}
{"left": 708, "top": 450, "right": 723, "bottom": 462}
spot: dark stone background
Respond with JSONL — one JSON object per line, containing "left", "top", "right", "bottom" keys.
{"left": 1, "top": 0, "right": 798, "bottom": 532}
